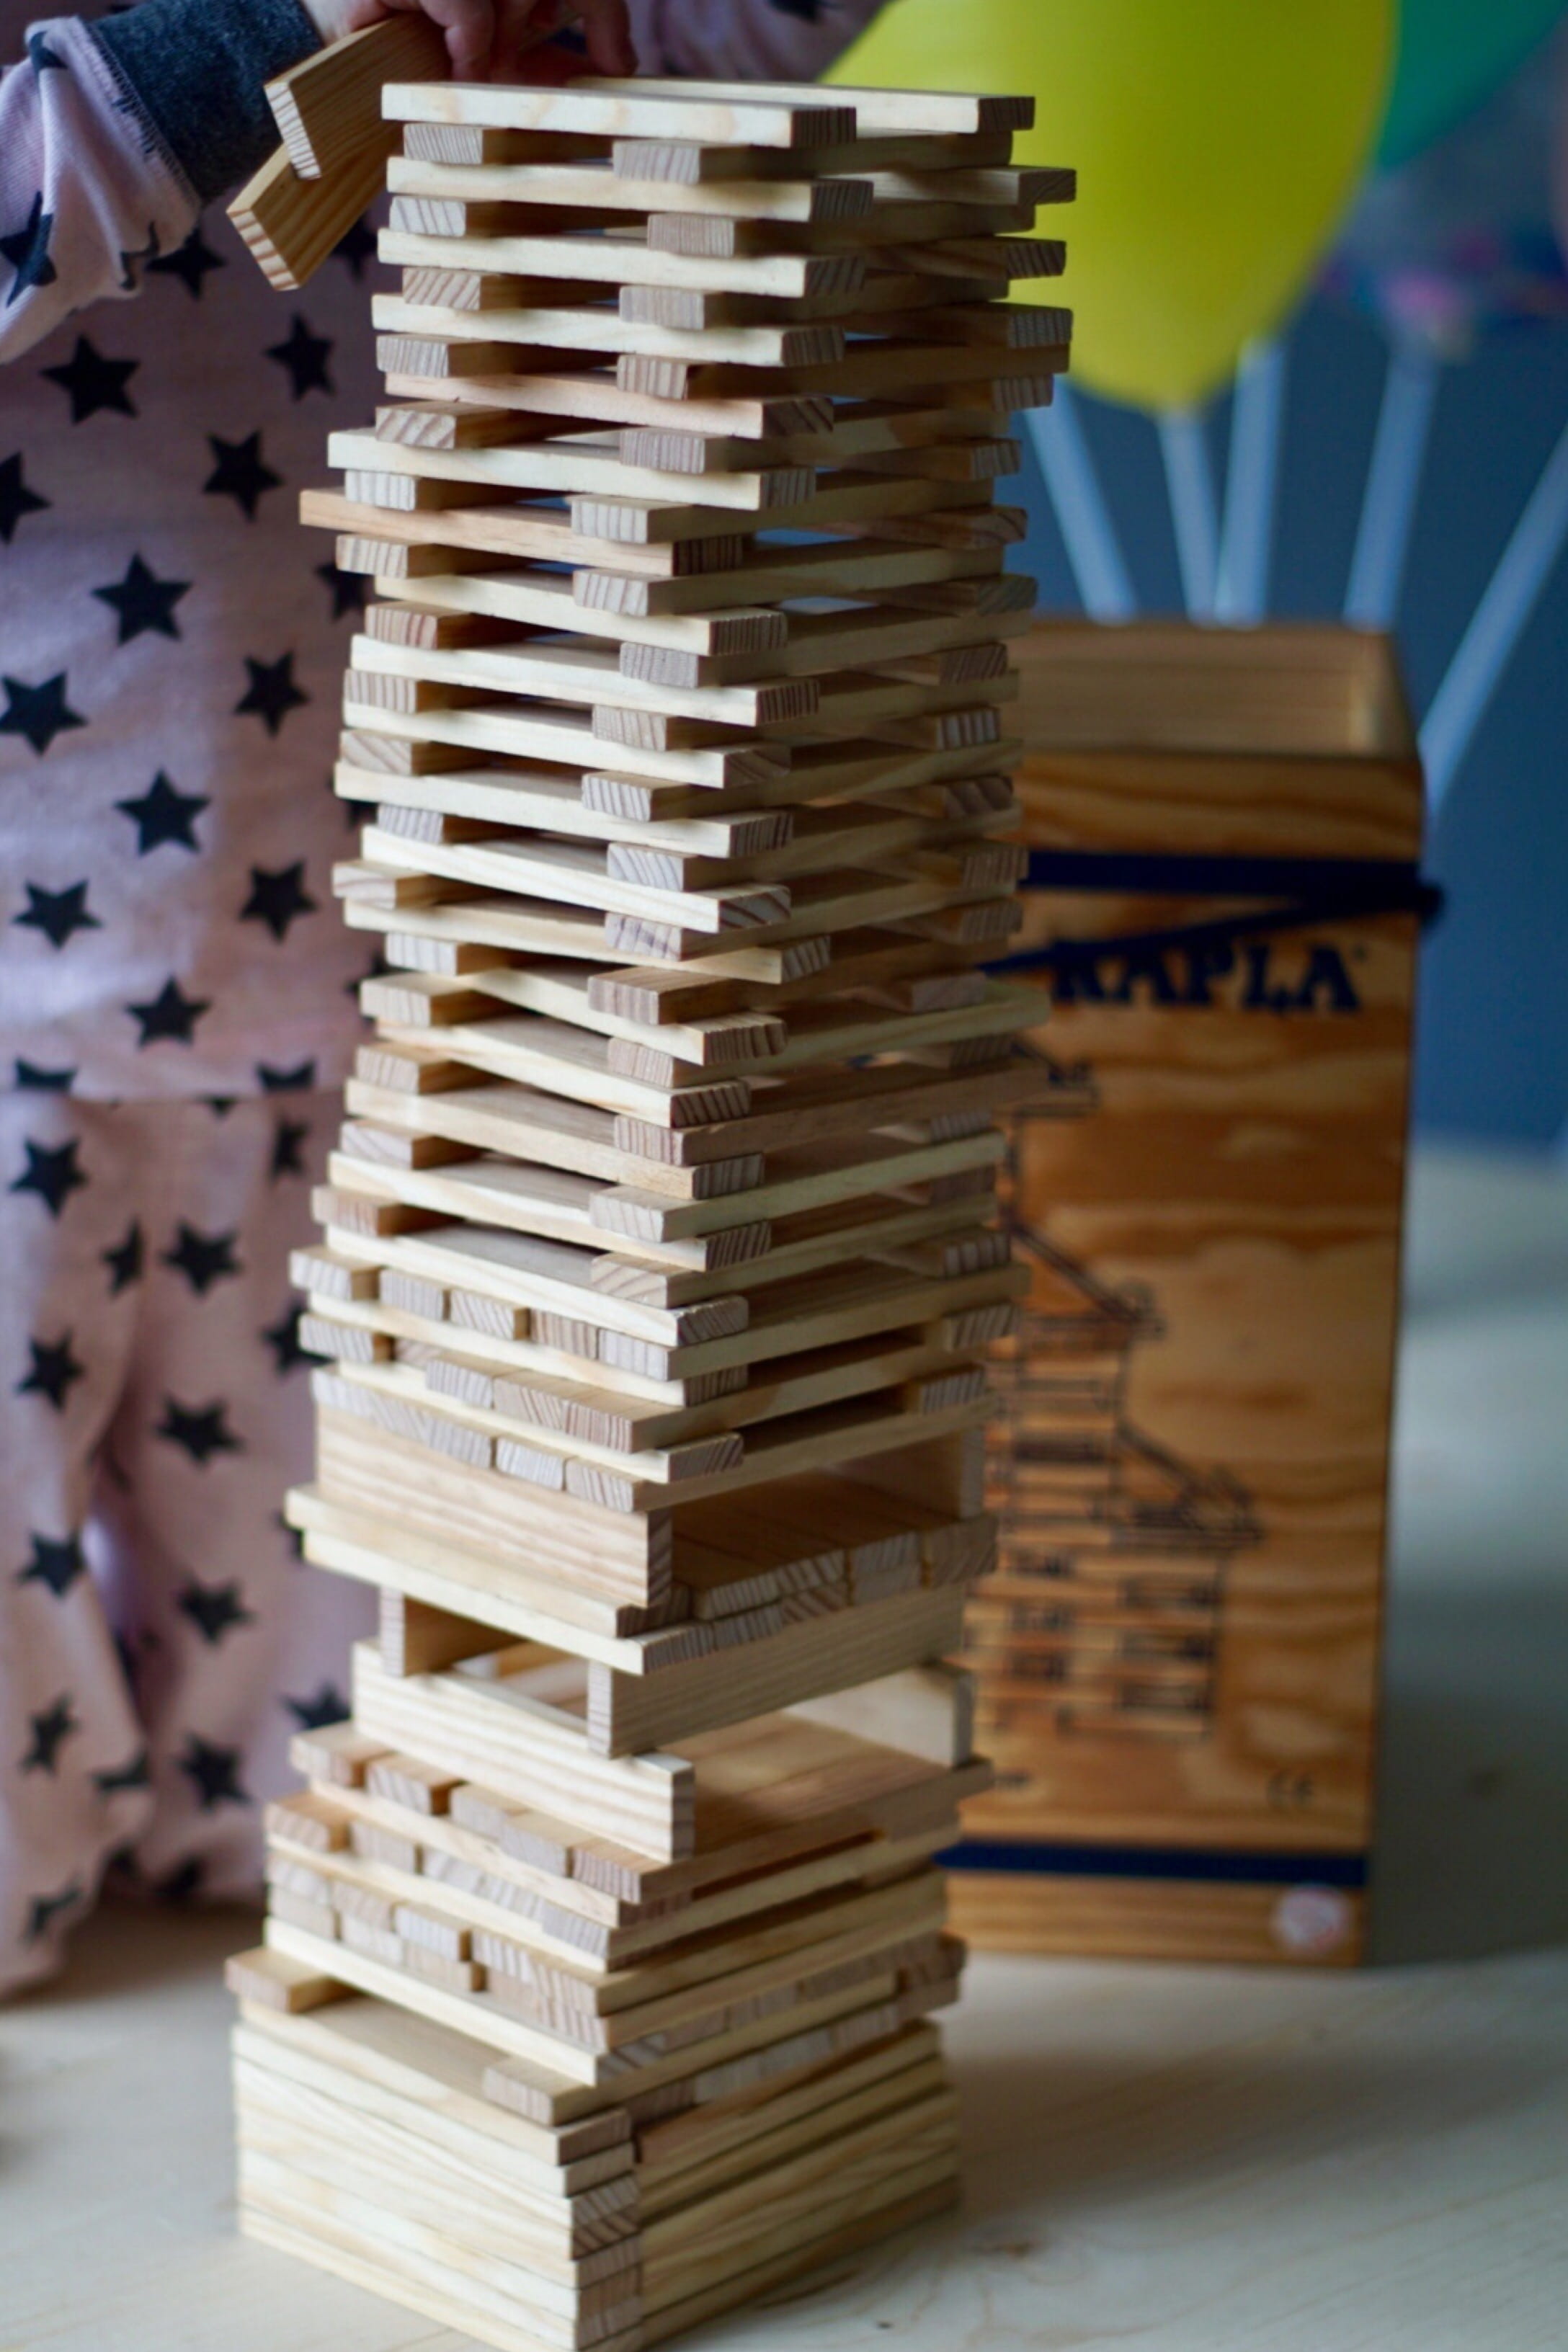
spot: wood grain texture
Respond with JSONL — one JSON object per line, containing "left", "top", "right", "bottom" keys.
{"left": 14, "top": 1164, "right": 1568, "bottom": 2348}
{"left": 266, "top": 15, "right": 446, "bottom": 179}
{"left": 222, "top": 77, "right": 1073, "bottom": 2346}
{"left": 955, "top": 623, "right": 1422, "bottom": 1965}
{"left": 8, "top": 1879, "right": 1566, "bottom": 2345}
{"left": 228, "top": 139, "right": 389, "bottom": 293}
{"left": 947, "top": 1874, "right": 1368, "bottom": 1964}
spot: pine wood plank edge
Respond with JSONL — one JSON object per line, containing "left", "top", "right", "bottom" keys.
{"left": 266, "top": 15, "right": 447, "bottom": 179}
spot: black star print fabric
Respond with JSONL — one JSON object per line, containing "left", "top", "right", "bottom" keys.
{"left": 0, "top": 0, "right": 880, "bottom": 1993}
{"left": 0, "top": 0, "right": 881, "bottom": 1107}
{"left": 0, "top": 4, "right": 374, "bottom": 1100}
{"left": 0, "top": 1087, "right": 374, "bottom": 1992}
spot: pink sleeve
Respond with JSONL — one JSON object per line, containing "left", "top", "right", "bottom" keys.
{"left": 624, "top": 0, "right": 888, "bottom": 81}
{"left": 0, "top": 17, "right": 197, "bottom": 362}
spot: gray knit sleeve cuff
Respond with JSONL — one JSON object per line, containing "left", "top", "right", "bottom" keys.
{"left": 89, "top": 0, "right": 323, "bottom": 207}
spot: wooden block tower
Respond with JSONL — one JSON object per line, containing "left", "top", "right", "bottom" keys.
{"left": 226, "top": 72, "right": 1070, "bottom": 2348}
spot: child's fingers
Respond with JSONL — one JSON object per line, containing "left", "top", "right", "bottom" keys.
{"left": 489, "top": 0, "right": 636, "bottom": 81}
{"left": 507, "top": 30, "right": 586, "bottom": 85}
{"left": 489, "top": 0, "right": 567, "bottom": 80}
{"left": 572, "top": 0, "right": 636, "bottom": 76}
{"left": 415, "top": 0, "right": 499, "bottom": 79}
{"left": 357, "top": 0, "right": 636, "bottom": 92}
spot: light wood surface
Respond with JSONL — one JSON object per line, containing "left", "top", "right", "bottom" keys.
{"left": 6, "top": 1145, "right": 1567, "bottom": 2350}
{"left": 953, "top": 625, "right": 1424, "bottom": 1962}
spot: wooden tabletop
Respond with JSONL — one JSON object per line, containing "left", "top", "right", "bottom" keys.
{"left": 6, "top": 1144, "right": 1567, "bottom": 2351}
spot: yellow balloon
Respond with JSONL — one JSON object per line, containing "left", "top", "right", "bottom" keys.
{"left": 828, "top": 0, "right": 1394, "bottom": 411}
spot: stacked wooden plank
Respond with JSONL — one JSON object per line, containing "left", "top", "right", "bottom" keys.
{"left": 228, "top": 73, "right": 1070, "bottom": 2350}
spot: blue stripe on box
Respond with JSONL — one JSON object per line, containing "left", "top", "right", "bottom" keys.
{"left": 939, "top": 1840, "right": 1369, "bottom": 1890}
{"left": 1021, "top": 849, "right": 1426, "bottom": 901}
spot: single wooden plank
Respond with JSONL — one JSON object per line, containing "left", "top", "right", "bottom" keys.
{"left": 378, "top": 223, "right": 864, "bottom": 300}
{"left": 341, "top": 616, "right": 818, "bottom": 723}
{"left": 574, "top": 535, "right": 1007, "bottom": 618}
{"left": 287, "top": 1722, "right": 389, "bottom": 1788}
{"left": 367, "top": 563, "right": 790, "bottom": 656}
{"left": 613, "top": 334, "right": 1067, "bottom": 406}
{"left": 382, "top": 364, "right": 836, "bottom": 442}
{"left": 353, "top": 945, "right": 790, "bottom": 1054}
{"left": 587, "top": 1585, "right": 966, "bottom": 1754}
{"left": 339, "top": 698, "right": 780, "bottom": 790}
{"left": 387, "top": 152, "right": 873, "bottom": 223}
{"left": 226, "top": 1946, "right": 349, "bottom": 2015}
{"left": 228, "top": 139, "right": 388, "bottom": 293}
{"left": 610, "top": 127, "right": 1020, "bottom": 182}
{"left": 302, "top": 485, "right": 747, "bottom": 578}
{"left": 614, "top": 401, "right": 1014, "bottom": 482}
{"left": 266, "top": 14, "right": 445, "bottom": 179}
{"left": 371, "top": 290, "right": 847, "bottom": 370}
{"left": 643, "top": 205, "right": 1044, "bottom": 262}
{"left": 381, "top": 82, "right": 859, "bottom": 148}
{"left": 333, "top": 425, "right": 808, "bottom": 514}
{"left": 595, "top": 79, "right": 1033, "bottom": 140}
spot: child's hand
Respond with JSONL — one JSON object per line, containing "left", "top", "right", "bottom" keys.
{"left": 300, "top": 0, "right": 636, "bottom": 81}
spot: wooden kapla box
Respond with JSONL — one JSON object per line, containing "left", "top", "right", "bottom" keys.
{"left": 945, "top": 622, "right": 1425, "bottom": 1965}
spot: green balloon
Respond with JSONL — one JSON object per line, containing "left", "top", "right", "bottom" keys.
{"left": 1378, "top": 0, "right": 1567, "bottom": 166}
